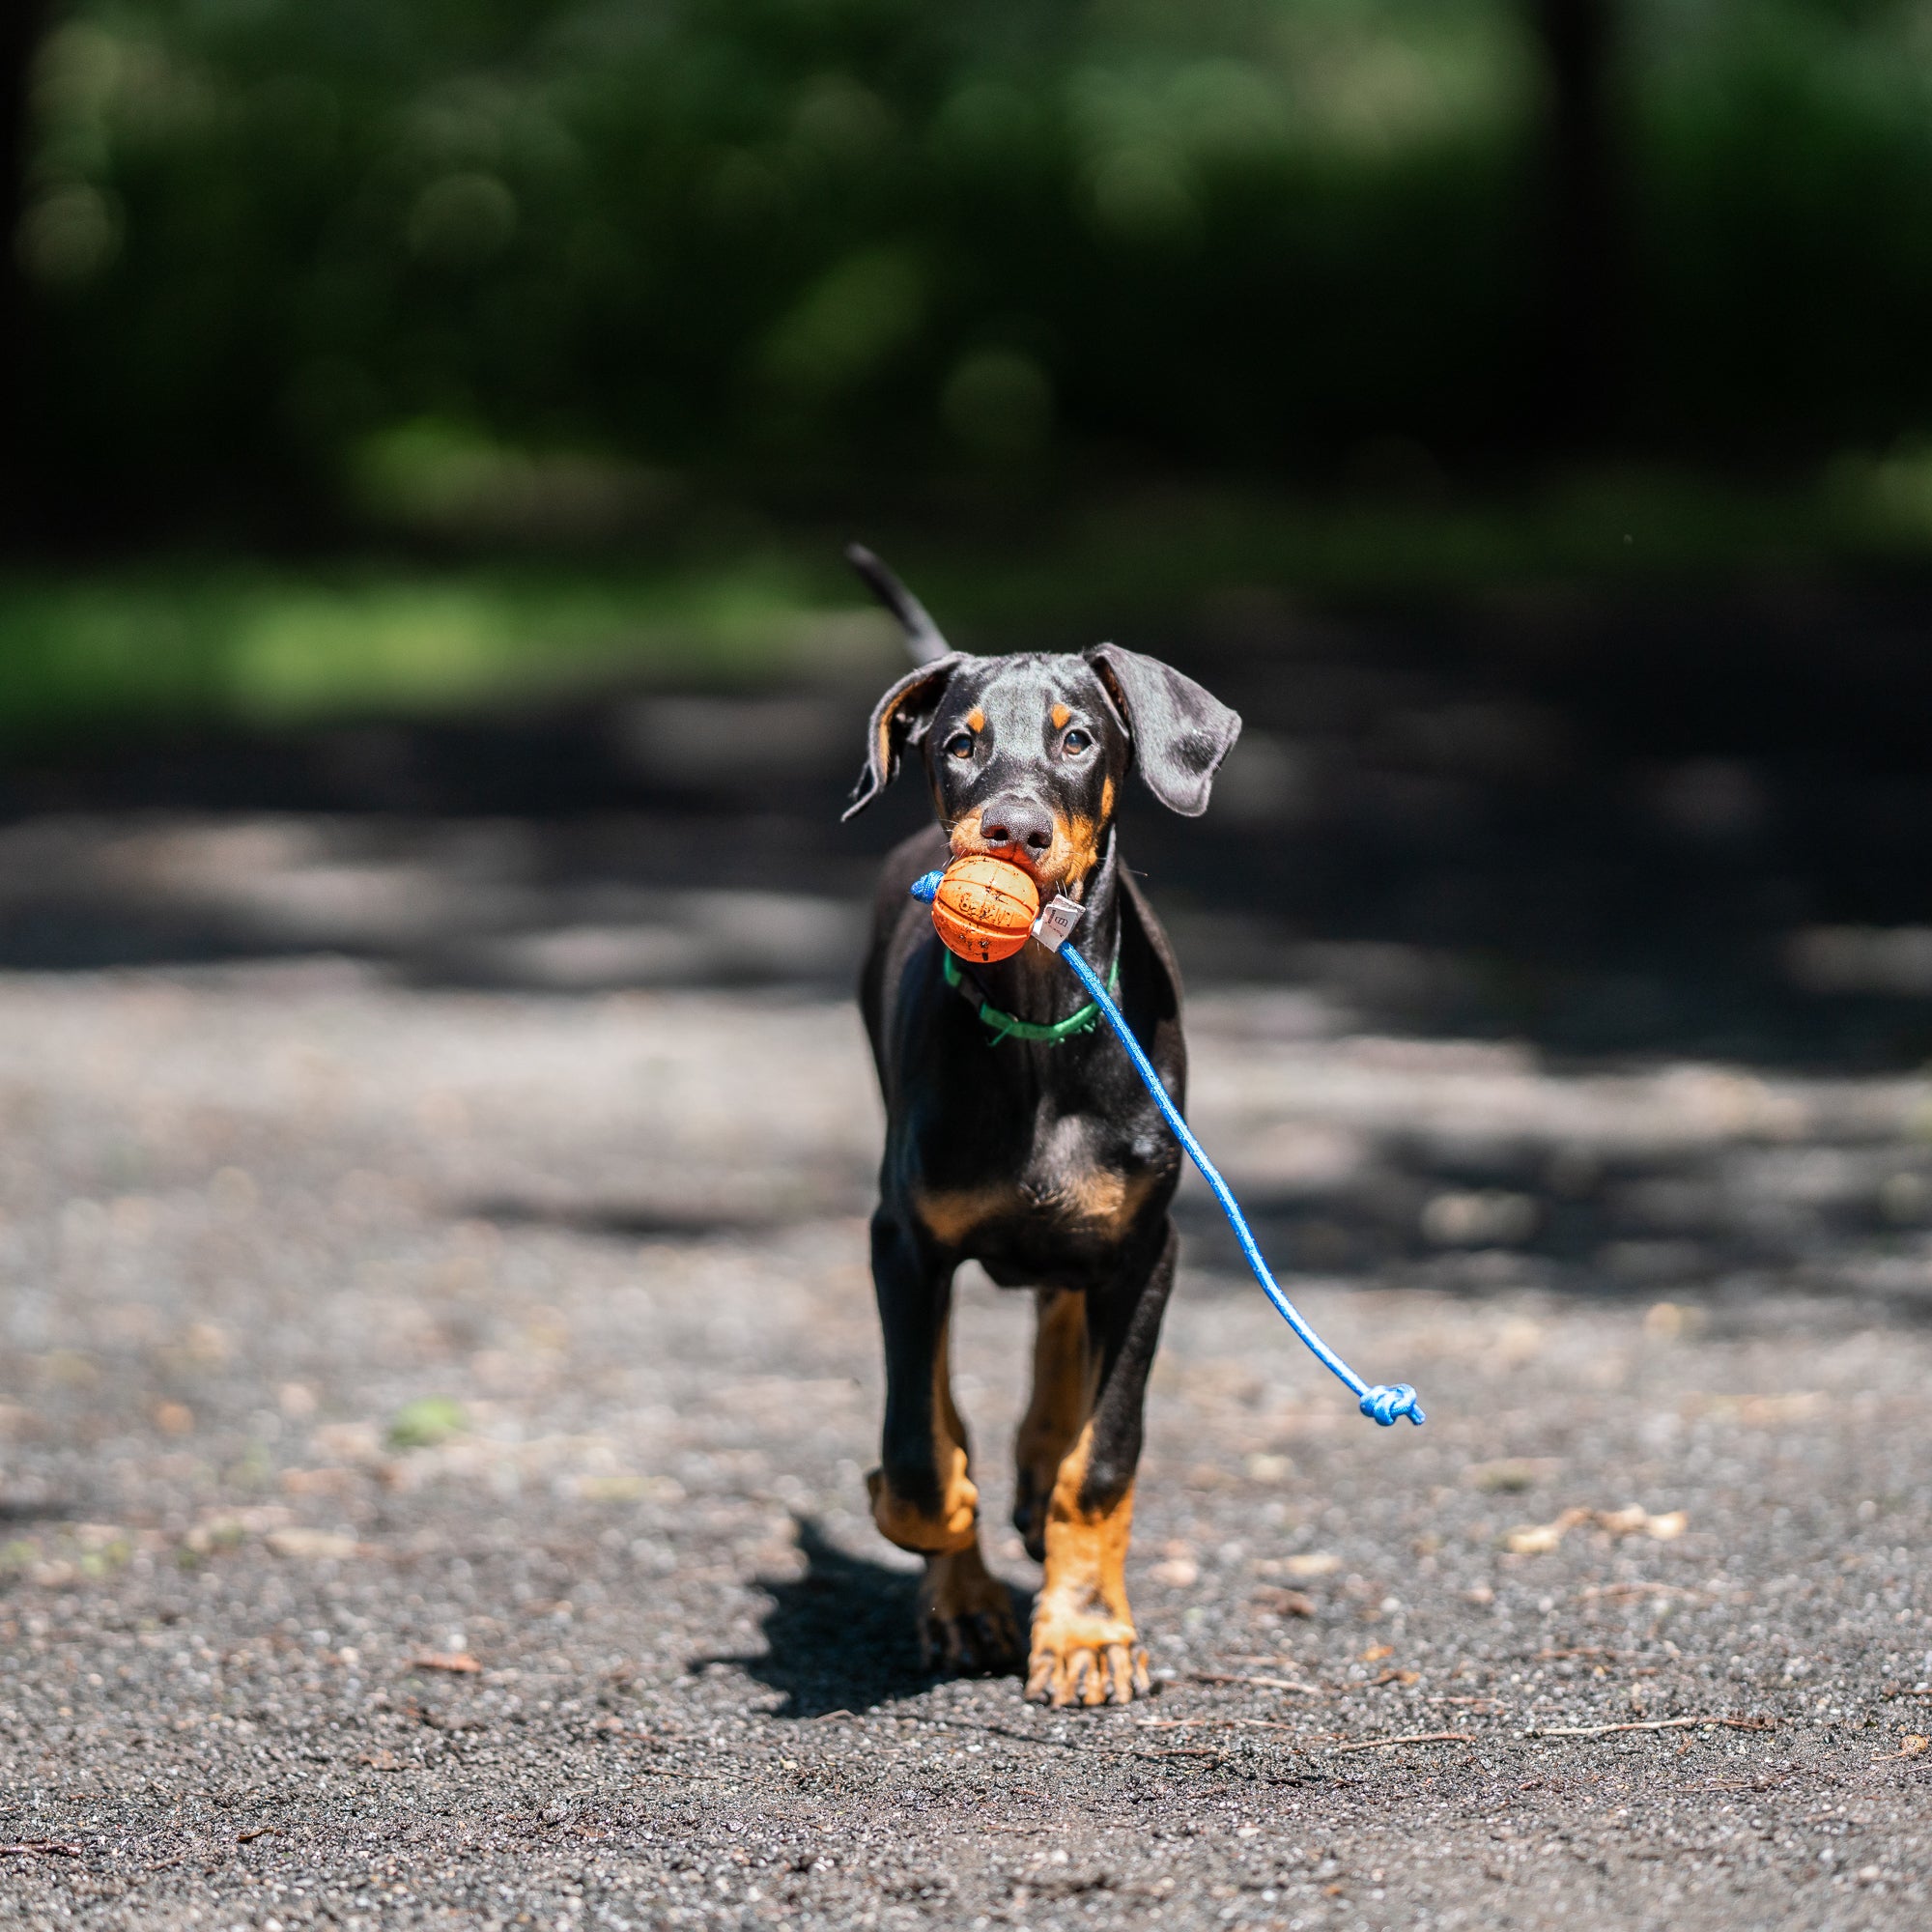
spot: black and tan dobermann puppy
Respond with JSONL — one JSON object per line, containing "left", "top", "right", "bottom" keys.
{"left": 841, "top": 547, "right": 1241, "bottom": 1707}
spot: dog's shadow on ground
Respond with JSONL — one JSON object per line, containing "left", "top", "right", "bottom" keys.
{"left": 694, "top": 1517, "right": 1029, "bottom": 1718}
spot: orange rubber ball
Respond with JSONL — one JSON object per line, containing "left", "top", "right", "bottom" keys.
{"left": 930, "top": 854, "right": 1040, "bottom": 964}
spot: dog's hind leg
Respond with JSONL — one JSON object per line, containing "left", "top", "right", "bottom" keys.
{"left": 866, "top": 1212, "right": 1022, "bottom": 1672}
{"left": 1026, "top": 1222, "right": 1177, "bottom": 1707}
{"left": 1012, "top": 1288, "right": 1096, "bottom": 1562}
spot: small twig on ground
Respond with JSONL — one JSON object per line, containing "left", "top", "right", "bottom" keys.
{"left": 0, "top": 1841, "right": 83, "bottom": 1858}
{"left": 810, "top": 1710, "right": 856, "bottom": 1722}
{"left": 236, "top": 1828, "right": 278, "bottom": 1844}
{"left": 1189, "top": 1671, "right": 1326, "bottom": 1695}
{"left": 1530, "top": 1716, "right": 1774, "bottom": 1738}
{"left": 1578, "top": 1583, "right": 1708, "bottom": 1604}
{"left": 1873, "top": 1736, "right": 1929, "bottom": 1762}
{"left": 1328, "top": 1731, "right": 1473, "bottom": 1754}
{"left": 1138, "top": 1717, "right": 1303, "bottom": 1734}
{"left": 1136, "top": 1745, "right": 1225, "bottom": 1761}
{"left": 903, "top": 1716, "right": 1094, "bottom": 1754}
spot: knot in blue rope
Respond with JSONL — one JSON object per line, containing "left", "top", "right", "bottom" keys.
{"left": 910, "top": 868, "right": 943, "bottom": 903}
{"left": 1358, "top": 1383, "right": 1425, "bottom": 1428}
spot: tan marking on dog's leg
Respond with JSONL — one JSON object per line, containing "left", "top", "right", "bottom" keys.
{"left": 867, "top": 1324, "right": 980, "bottom": 1555}
{"left": 1012, "top": 1289, "right": 1094, "bottom": 1560}
{"left": 1026, "top": 1422, "right": 1150, "bottom": 1708}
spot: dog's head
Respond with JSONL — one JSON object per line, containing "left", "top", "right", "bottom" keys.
{"left": 842, "top": 642, "right": 1241, "bottom": 895}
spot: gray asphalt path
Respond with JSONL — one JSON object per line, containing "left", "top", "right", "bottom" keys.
{"left": 1, "top": 951, "right": 1927, "bottom": 1930}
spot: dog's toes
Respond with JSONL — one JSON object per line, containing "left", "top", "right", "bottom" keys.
{"left": 923, "top": 1608, "right": 970, "bottom": 1672}
{"left": 920, "top": 1552, "right": 1024, "bottom": 1677}
{"left": 1043, "top": 1653, "right": 1082, "bottom": 1709}
{"left": 1024, "top": 1649, "right": 1057, "bottom": 1703}
{"left": 945, "top": 1610, "right": 1015, "bottom": 1676}
{"left": 1026, "top": 1627, "right": 1153, "bottom": 1708}
{"left": 1102, "top": 1643, "right": 1140, "bottom": 1705}
{"left": 917, "top": 1610, "right": 945, "bottom": 1670}
{"left": 974, "top": 1607, "right": 1022, "bottom": 1670}
{"left": 1063, "top": 1648, "right": 1096, "bottom": 1708}
{"left": 1037, "top": 1645, "right": 1108, "bottom": 1709}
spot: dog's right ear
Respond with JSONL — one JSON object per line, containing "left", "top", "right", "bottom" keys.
{"left": 842, "top": 655, "right": 966, "bottom": 821}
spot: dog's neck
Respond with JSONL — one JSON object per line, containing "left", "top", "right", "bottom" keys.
{"left": 967, "top": 826, "right": 1123, "bottom": 1025}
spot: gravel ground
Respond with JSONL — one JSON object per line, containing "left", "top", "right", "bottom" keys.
{"left": 1, "top": 960, "right": 1927, "bottom": 1932}
{"left": 4, "top": 595, "right": 1932, "bottom": 1928}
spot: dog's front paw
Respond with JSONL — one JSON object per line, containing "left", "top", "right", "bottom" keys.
{"left": 867, "top": 1459, "right": 979, "bottom": 1554}
{"left": 1025, "top": 1605, "right": 1151, "bottom": 1708}
{"left": 920, "top": 1547, "right": 1022, "bottom": 1674}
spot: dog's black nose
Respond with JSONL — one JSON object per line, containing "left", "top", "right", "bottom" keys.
{"left": 980, "top": 799, "right": 1055, "bottom": 856}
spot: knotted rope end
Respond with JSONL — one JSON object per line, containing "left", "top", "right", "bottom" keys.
{"left": 1359, "top": 1384, "right": 1425, "bottom": 1428}
{"left": 910, "top": 869, "right": 943, "bottom": 903}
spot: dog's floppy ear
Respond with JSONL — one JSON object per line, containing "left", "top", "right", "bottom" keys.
{"left": 842, "top": 655, "right": 966, "bottom": 821}
{"left": 1086, "top": 643, "right": 1241, "bottom": 817}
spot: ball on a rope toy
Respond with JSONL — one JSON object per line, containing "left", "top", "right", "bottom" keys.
{"left": 929, "top": 854, "right": 1040, "bottom": 964}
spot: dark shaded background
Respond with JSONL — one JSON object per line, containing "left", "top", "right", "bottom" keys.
{"left": 5, "top": 0, "right": 1932, "bottom": 1068}
{"left": 10, "top": 0, "right": 1932, "bottom": 539}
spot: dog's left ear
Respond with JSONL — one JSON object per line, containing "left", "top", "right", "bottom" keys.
{"left": 1086, "top": 644, "right": 1241, "bottom": 817}
{"left": 842, "top": 654, "right": 966, "bottom": 821}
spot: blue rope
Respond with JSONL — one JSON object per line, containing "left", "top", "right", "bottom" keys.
{"left": 910, "top": 867, "right": 1422, "bottom": 1428}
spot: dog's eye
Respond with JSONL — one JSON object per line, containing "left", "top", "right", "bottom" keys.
{"left": 944, "top": 732, "right": 975, "bottom": 760}
{"left": 1062, "top": 727, "right": 1093, "bottom": 754}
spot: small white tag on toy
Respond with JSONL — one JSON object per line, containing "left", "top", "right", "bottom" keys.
{"left": 1031, "top": 894, "right": 1085, "bottom": 952}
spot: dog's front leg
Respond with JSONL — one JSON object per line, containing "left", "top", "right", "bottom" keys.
{"left": 867, "top": 1211, "right": 1021, "bottom": 1672}
{"left": 1026, "top": 1221, "right": 1177, "bottom": 1707}
{"left": 1013, "top": 1287, "right": 1096, "bottom": 1561}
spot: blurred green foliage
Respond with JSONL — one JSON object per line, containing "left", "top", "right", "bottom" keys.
{"left": 0, "top": 549, "right": 852, "bottom": 730}
{"left": 19, "top": 0, "right": 1932, "bottom": 537}
{"left": 386, "top": 1396, "right": 468, "bottom": 1449}
{"left": 11, "top": 448, "right": 1932, "bottom": 733}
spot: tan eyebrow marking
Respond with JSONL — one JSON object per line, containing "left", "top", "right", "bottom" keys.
{"left": 965, "top": 707, "right": 985, "bottom": 732}
{"left": 1051, "top": 703, "right": 1071, "bottom": 730}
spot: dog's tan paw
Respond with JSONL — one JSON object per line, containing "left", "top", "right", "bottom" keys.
{"left": 867, "top": 1457, "right": 979, "bottom": 1555}
{"left": 1025, "top": 1610, "right": 1151, "bottom": 1708}
{"left": 919, "top": 1547, "right": 1022, "bottom": 1675}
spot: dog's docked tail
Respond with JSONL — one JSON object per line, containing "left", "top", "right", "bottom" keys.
{"left": 845, "top": 543, "right": 953, "bottom": 667}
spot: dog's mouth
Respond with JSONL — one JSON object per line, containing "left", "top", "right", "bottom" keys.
{"left": 949, "top": 812, "right": 1103, "bottom": 896}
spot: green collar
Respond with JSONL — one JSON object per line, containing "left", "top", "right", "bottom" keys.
{"left": 944, "top": 948, "right": 1121, "bottom": 1045}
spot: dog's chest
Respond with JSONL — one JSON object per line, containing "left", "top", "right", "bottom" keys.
{"left": 912, "top": 1104, "right": 1163, "bottom": 1263}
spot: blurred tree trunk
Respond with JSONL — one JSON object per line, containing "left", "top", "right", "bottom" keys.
{"left": 1527, "top": 0, "right": 1625, "bottom": 448}
{"left": 0, "top": 0, "right": 48, "bottom": 549}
